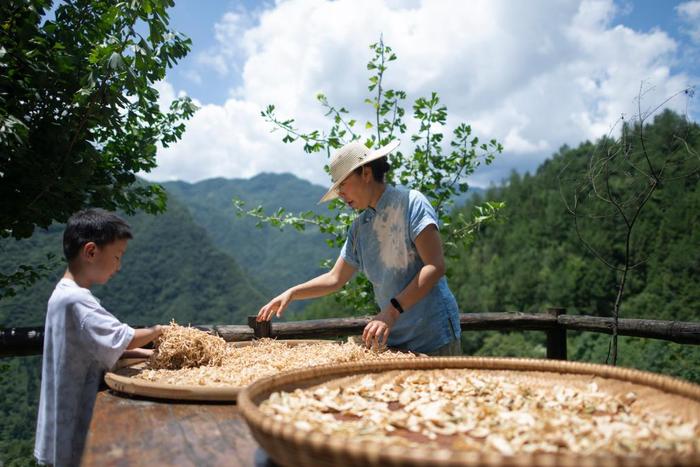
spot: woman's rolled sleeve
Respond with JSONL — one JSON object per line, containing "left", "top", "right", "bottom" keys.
{"left": 408, "top": 190, "right": 439, "bottom": 242}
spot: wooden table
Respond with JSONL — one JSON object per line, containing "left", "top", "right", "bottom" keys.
{"left": 82, "top": 390, "right": 276, "bottom": 466}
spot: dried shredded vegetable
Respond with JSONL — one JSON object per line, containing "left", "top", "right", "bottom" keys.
{"left": 135, "top": 324, "right": 414, "bottom": 387}
{"left": 148, "top": 322, "right": 227, "bottom": 370}
{"left": 261, "top": 370, "right": 700, "bottom": 458}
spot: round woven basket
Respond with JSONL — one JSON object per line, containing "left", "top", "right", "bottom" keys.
{"left": 238, "top": 357, "right": 700, "bottom": 467}
{"left": 105, "top": 339, "right": 332, "bottom": 401}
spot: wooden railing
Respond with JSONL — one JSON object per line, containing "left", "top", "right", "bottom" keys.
{"left": 2, "top": 308, "right": 699, "bottom": 358}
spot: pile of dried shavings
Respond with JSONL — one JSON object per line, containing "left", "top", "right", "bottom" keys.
{"left": 148, "top": 322, "right": 227, "bottom": 370}
{"left": 261, "top": 370, "right": 700, "bottom": 458}
{"left": 134, "top": 323, "right": 414, "bottom": 387}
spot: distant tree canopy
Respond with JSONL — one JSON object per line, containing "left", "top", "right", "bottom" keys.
{"left": 0, "top": 0, "right": 195, "bottom": 296}
{"left": 450, "top": 109, "right": 700, "bottom": 322}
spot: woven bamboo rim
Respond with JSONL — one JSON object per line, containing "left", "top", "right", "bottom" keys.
{"left": 105, "top": 339, "right": 332, "bottom": 401}
{"left": 238, "top": 357, "right": 700, "bottom": 467}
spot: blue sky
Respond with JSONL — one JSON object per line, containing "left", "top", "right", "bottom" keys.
{"left": 616, "top": 1, "right": 699, "bottom": 78}
{"left": 146, "top": 0, "right": 699, "bottom": 187}
{"left": 166, "top": 1, "right": 259, "bottom": 103}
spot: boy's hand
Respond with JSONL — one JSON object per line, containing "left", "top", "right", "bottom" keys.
{"left": 127, "top": 325, "right": 169, "bottom": 350}
{"left": 151, "top": 324, "right": 169, "bottom": 339}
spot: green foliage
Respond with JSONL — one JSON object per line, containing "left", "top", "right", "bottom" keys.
{"left": 163, "top": 174, "right": 334, "bottom": 306}
{"left": 238, "top": 37, "right": 504, "bottom": 313}
{"left": 0, "top": 357, "right": 41, "bottom": 466}
{"left": 473, "top": 331, "right": 546, "bottom": 359}
{"left": 0, "top": 190, "right": 266, "bottom": 327}
{"left": 558, "top": 91, "right": 699, "bottom": 364}
{"left": 0, "top": 0, "right": 196, "bottom": 296}
{"left": 451, "top": 110, "right": 700, "bottom": 318}
{"left": 292, "top": 294, "right": 362, "bottom": 320}
{"left": 0, "top": 253, "right": 59, "bottom": 300}
{"left": 569, "top": 333, "right": 700, "bottom": 383}
{"left": 449, "top": 110, "right": 699, "bottom": 379}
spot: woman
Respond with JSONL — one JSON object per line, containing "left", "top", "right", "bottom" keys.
{"left": 257, "top": 139, "right": 462, "bottom": 355}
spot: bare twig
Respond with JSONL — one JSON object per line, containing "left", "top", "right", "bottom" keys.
{"left": 560, "top": 84, "right": 697, "bottom": 365}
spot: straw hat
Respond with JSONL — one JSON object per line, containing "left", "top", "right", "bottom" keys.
{"left": 319, "top": 139, "right": 400, "bottom": 203}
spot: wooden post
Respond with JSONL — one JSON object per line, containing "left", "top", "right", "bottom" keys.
{"left": 247, "top": 316, "right": 271, "bottom": 339}
{"left": 546, "top": 307, "right": 567, "bottom": 360}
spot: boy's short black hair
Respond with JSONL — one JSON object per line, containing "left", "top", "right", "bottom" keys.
{"left": 63, "top": 208, "right": 133, "bottom": 261}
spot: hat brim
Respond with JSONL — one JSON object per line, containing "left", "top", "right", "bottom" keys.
{"left": 318, "top": 139, "right": 401, "bottom": 203}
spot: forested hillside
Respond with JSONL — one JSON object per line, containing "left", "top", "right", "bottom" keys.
{"left": 163, "top": 173, "right": 334, "bottom": 299}
{"left": 447, "top": 110, "right": 700, "bottom": 381}
{"left": 0, "top": 192, "right": 265, "bottom": 327}
{"left": 161, "top": 176, "right": 488, "bottom": 305}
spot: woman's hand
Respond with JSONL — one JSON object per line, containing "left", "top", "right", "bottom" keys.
{"left": 256, "top": 258, "right": 356, "bottom": 322}
{"left": 257, "top": 289, "right": 293, "bottom": 322}
{"left": 362, "top": 306, "right": 400, "bottom": 349}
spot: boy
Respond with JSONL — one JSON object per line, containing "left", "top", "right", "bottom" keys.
{"left": 34, "top": 208, "right": 165, "bottom": 466}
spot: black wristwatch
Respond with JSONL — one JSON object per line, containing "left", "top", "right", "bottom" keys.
{"left": 390, "top": 297, "right": 404, "bottom": 314}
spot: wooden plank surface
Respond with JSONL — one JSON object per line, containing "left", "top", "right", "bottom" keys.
{"left": 82, "top": 390, "right": 275, "bottom": 467}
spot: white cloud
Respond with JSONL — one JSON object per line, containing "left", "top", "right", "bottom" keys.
{"left": 196, "top": 11, "right": 248, "bottom": 76}
{"left": 154, "top": 80, "right": 177, "bottom": 109}
{"left": 144, "top": 0, "right": 693, "bottom": 188}
{"left": 676, "top": 1, "right": 700, "bottom": 43}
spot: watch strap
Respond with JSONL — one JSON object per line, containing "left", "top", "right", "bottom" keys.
{"left": 390, "top": 297, "right": 404, "bottom": 314}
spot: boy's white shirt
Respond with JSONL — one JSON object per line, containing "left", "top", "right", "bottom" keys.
{"left": 35, "top": 278, "right": 134, "bottom": 466}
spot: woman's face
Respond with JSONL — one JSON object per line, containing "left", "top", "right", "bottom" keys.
{"left": 337, "top": 167, "right": 372, "bottom": 210}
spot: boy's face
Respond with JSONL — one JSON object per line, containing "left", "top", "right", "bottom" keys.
{"left": 84, "top": 239, "right": 128, "bottom": 285}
